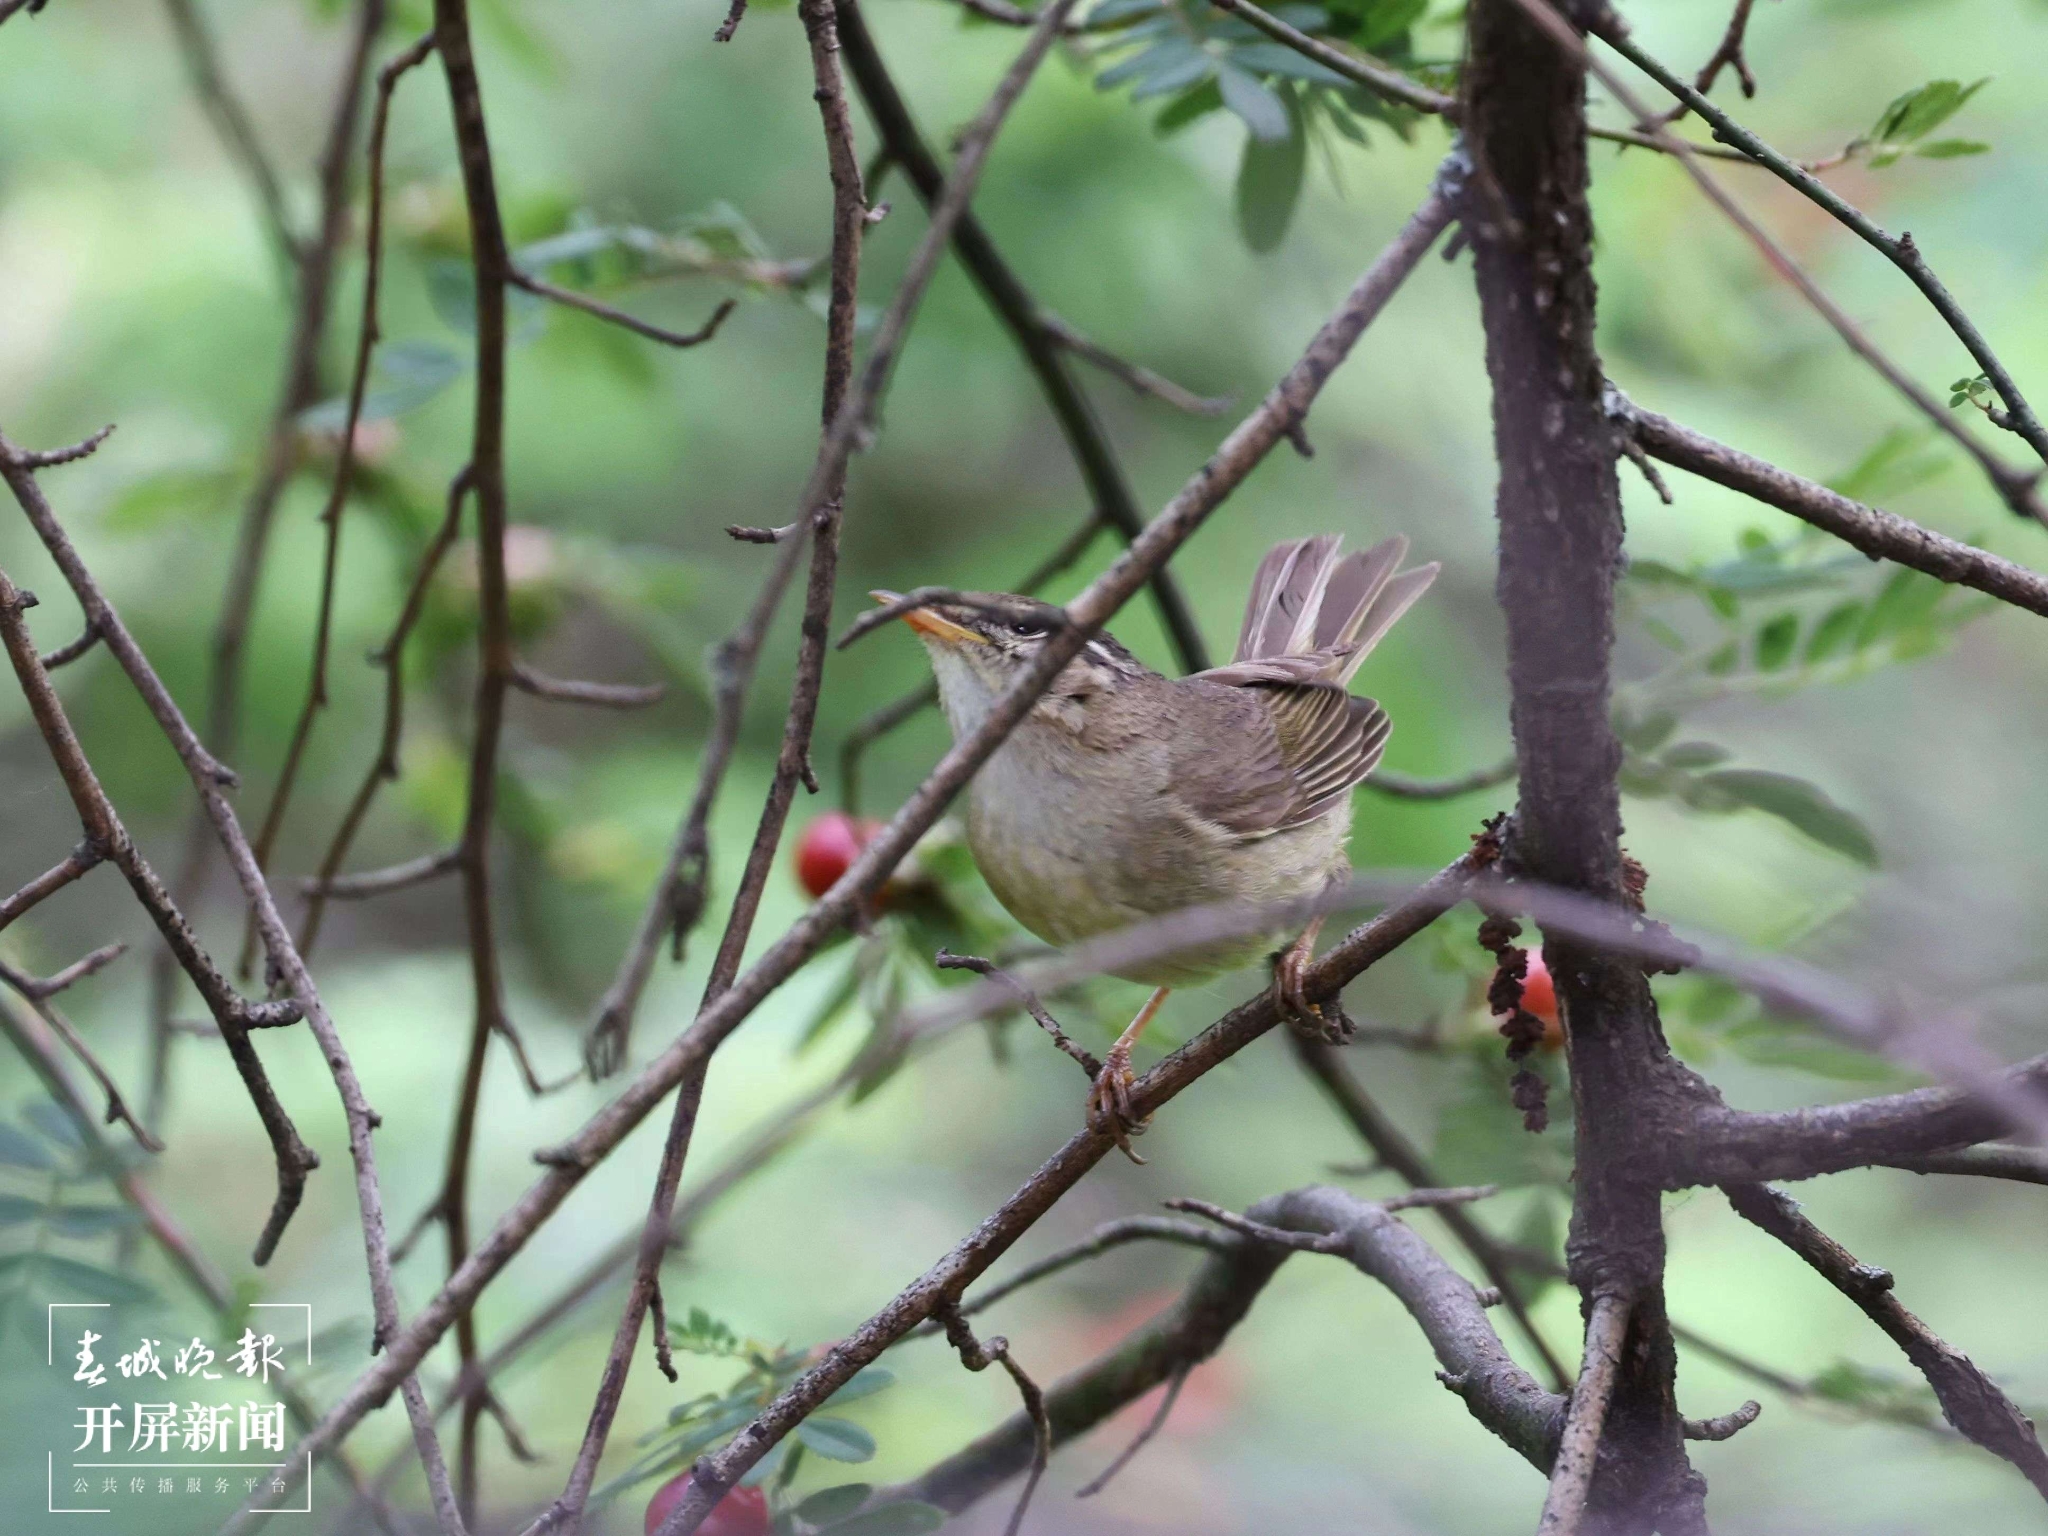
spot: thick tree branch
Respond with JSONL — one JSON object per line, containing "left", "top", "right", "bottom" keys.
{"left": 1466, "top": 2, "right": 1706, "bottom": 1527}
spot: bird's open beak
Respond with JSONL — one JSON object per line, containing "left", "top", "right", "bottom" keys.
{"left": 869, "top": 589, "right": 984, "bottom": 645}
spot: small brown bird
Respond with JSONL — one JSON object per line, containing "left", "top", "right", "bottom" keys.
{"left": 884, "top": 534, "right": 1438, "bottom": 1151}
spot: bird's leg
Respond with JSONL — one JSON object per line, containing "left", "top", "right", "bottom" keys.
{"left": 1086, "top": 986, "right": 1170, "bottom": 1164}
{"left": 1273, "top": 916, "right": 1350, "bottom": 1043}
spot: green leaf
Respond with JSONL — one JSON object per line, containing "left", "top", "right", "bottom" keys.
{"left": 0, "top": 1252, "right": 156, "bottom": 1305}
{"left": 1754, "top": 612, "right": 1799, "bottom": 671}
{"left": 424, "top": 258, "right": 549, "bottom": 340}
{"left": 298, "top": 340, "right": 467, "bottom": 432}
{"left": 46, "top": 1206, "right": 138, "bottom": 1238}
{"left": 1623, "top": 558, "right": 1698, "bottom": 588}
{"left": 1825, "top": 426, "right": 1948, "bottom": 502}
{"left": 1660, "top": 741, "right": 1730, "bottom": 770}
{"left": 1704, "top": 640, "right": 1740, "bottom": 676}
{"left": 1235, "top": 92, "right": 1306, "bottom": 252}
{"left": 817, "top": 1502, "right": 947, "bottom": 1536}
{"left": 0, "top": 1193, "right": 45, "bottom": 1225}
{"left": 1855, "top": 567, "right": 1946, "bottom": 649}
{"left": 1804, "top": 602, "right": 1862, "bottom": 665}
{"left": 824, "top": 1367, "right": 896, "bottom": 1407}
{"left": 797, "top": 1485, "right": 874, "bottom": 1526}
{"left": 25, "top": 1099, "right": 83, "bottom": 1150}
{"left": 793, "top": 1416, "right": 877, "bottom": 1463}
{"left": 1915, "top": 138, "right": 1990, "bottom": 159}
{"left": 1226, "top": 42, "right": 1351, "bottom": 87}
{"left": 1344, "top": 0, "right": 1426, "bottom": 48}
{"left": 1218, "top": 63, "right": 1291, "bottom": 142}
{"left": 1869, "top": 78, "right": 1988, "bottom": 147}
{"left": 0, "top": 1121, "right": 55, "bottom": 1170}
{"left": 1097, "top": 38, "right": 1206, "bottom": 94}
{"left": 1090, "top": 0, "right": 1163, "bottom": 19}
{"left": 1154, "top": 78, "right": 1223, "bottom": 135}
{"left": 1693, "top": 769, "right": 1878, "bottom": 866}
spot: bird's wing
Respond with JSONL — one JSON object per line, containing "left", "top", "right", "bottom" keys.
{"left": 1170, "top": 675, "right": 1391, "bottom": 835}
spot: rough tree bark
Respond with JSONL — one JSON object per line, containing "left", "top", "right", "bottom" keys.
{"left": 1464, "top": 1, "right": 1714, "bottom": 1529}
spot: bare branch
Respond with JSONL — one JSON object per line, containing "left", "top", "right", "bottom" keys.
{"left": 1074, "top": 1366, "right": 1186, "bottom": 1498}
{"left": 544, "top": 0, "right": 874, "bottom": 1519}
{"left": 935, "top": 1302, "right": 1052, "bottom": 1536}
{"left": 0, "top": 990, "right": 401, "bottom": 1533}
{"left": 13, "top": 423, "right": 116, "bottom": 469}
{"left": 0, "top": 841, "right": 102, "bottom": 934}
{"left": 1726, "top": 1182, "right": 2048, "bottom": 1499}
{"left": 0, "top": 957, "right": 160, "bottom": 1151}
{"left": 934, "top": 949, "right": 1101, "bottom": 1077}
{"left": 299, "top": 466, "right": 472, "bottom": 957}
{"left": 1536, "top": 1295, "right": 1632, "bottom": 1536}
{"left": 1367, "top": 755, "right": 1519, "bottom": 802}
{"left": 1878, "top": 1144, "right": 2048, "bottom": 1186}
{"left": 1206, "top": 0, "right": 1452, "bottom": 115}
{"left": 1611, "top": 393, "right": 2048, "bottom": 620}
{"left": 304, "top": 848, "right": 462, "bottom": 901}
{"left": 0, "top": 942, "right": 124, "bottom": 1001}
{"left": 1039, "top": 311, "right": 1232, "bottom": 416}
{"left": 1683, "top": 1400, "right": 1762, "bottom": 1442}
{"left": 890, "top": 1185, "right": 1566, "bottom": 1519}
{"left": 509, "top": 662, "right": 666, "bottom": 709}
{"left": 508, "top": 268, "right": 737, "bottom": 348}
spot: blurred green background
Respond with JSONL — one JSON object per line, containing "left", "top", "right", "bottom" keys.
{"left": 2, "top": 0, "right": 2046, "bottom": 1530}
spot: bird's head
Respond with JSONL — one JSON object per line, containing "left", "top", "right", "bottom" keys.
{"left": 871, "top": 589, "right": 1145, "bottom": 738}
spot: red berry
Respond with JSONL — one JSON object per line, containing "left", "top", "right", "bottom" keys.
{"left": 1521, "top": 952, "right": 1564, "bottom": 1051}
{"left": 644, "top": 1475, "right": 769, "bottom": 1536}
{"left": 793, "top": 811, "right": 880, "bottom": 900}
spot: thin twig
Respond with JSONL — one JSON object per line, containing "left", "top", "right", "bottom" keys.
{"left": 935, "top": 1302, "right": 1052, "bottom": 1536}
{"left": 0, "top": 942, "right": 124, "bottom": 1000}
{"left": 0, "top": 957, "right": 161, "bottom": 1151}
{"left": 37, "top": 620, "right": 100, "bottom": 669}
{"left": 1878, "top": 1144, "right": 2048, "bottom": 1186}
{"left": 1683, "top": 1400, "right": 1762, "bottom": 1442}
{"left": 510, "top": 662, "right": 667, "bottom": 709}
{"left": 1039, "top": 312, "right": 1231, "bottom": 416}
{"left": 1075, "top": 1366, "right": 1186, "bottom": 1498}
{"left": 1535, "top": 1295, "right": 1632, "bottom": 1536}
{"left": 304, "top": 848, "right": 462, "bottom": 901}
{"left": 0, "top": 990, "right": 402, "bottom": 1534}
{"left": 1367, "top": 755, "right": 1519, "bottom": 802}
{"left": 0, "top": 842, "right": 102, "bottom": 934}
{"left": 1206, "top": 0, "right": 1452, "bottom": 115}
{"left": 509, "top": 268, "right": 737, "bottom": 348}
{"left": 149, "top": 0, "right": 387, "bottom": 1164}
{"left": 161, "top": 0, "right": 302, "bottom": 270}
{"left": 935, "top": 950, "right": 1101, "bottom": 1077}
{"left": 299, "top": 466, "right": 472, "bottom": 957}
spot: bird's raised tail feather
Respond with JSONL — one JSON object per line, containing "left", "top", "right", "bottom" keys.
{"left": 1232, "top": 534, "right": 1439, "bottom": 683}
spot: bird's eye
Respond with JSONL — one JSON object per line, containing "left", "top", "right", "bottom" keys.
{"left": 1008, "top": 616, "right": 1049, "bottom": 638}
